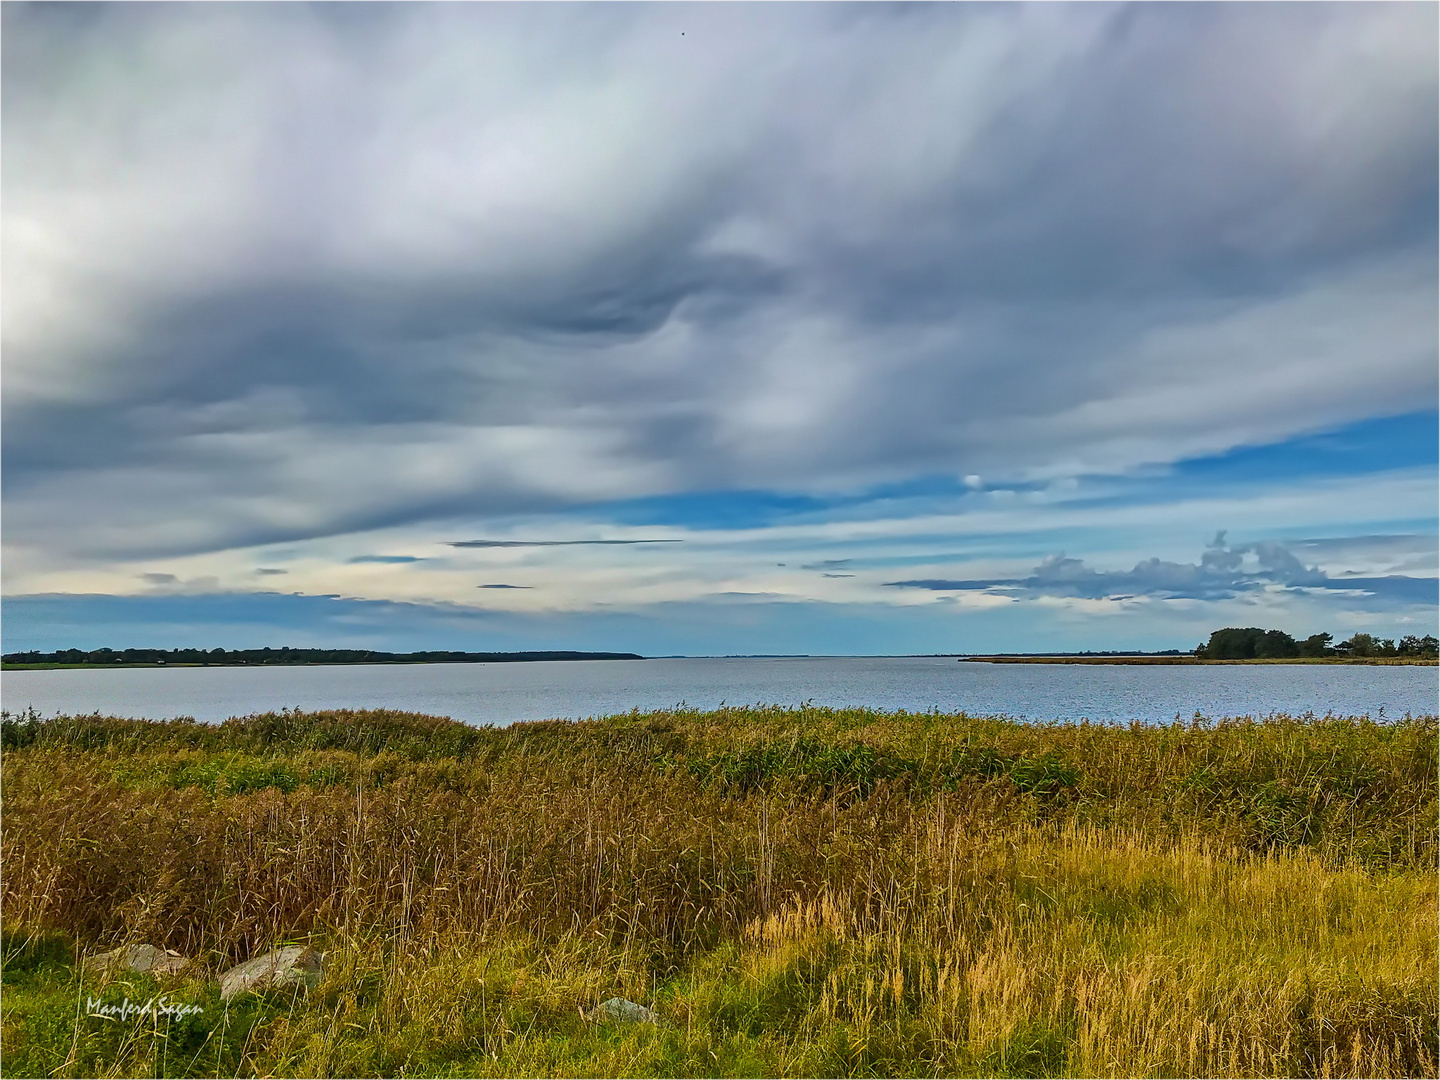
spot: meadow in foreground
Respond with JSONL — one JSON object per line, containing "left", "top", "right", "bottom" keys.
{"left": 2, "top": 707, "right": 1435, "bottom": 1078}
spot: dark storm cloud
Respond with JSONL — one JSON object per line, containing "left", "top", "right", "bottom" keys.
{"left": 886, "top": 534, "right": 1438, "bottom": 607}
{"left": 3, "top": 3, "right": 1436, "bottom": 566}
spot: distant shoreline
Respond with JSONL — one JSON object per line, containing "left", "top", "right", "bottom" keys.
{"left": 8, "top": 653, "right": 1436, "bottom": 670}
{"left": 960, "top": 655, "right": 1438, "bottom": 666}
{"left": 2, "top": 650, "right": 644, "bottom": 671}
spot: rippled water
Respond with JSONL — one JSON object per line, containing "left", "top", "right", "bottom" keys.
{"left": 3, "top": 656, "right": 1435, "bottom": 726}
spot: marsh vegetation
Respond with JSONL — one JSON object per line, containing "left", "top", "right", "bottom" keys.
{"left": 2, "top": 707, "right": 1435, "bottom": 1078}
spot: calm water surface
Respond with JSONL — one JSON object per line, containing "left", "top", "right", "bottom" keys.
{"left": 3, "top": 657, "right": 1436, "bottom": 726}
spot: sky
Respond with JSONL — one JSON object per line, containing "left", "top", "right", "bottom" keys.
{"left": 3, "top": 2, "right": 1437, "bottom": 656}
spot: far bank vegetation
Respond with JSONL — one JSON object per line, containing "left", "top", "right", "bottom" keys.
{"left": 1194, "top": 627, "right": 1438, "bottom": 661}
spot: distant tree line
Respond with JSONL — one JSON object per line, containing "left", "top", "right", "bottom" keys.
{"left": 1195, "top": 628, "right": 1438, "bottom": 660}
{"left": 2, "top": 647, "right": 644, "bottom": 667}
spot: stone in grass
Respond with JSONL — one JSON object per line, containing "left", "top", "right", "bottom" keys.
{"left": 218, "top": 945, "right": 325, "bottom": 1002}
{"left": 583, "top": 997, "right": 666, "bottom": 1026}
{"left": 83, "top": 944, "right": 190, "bottom": 977}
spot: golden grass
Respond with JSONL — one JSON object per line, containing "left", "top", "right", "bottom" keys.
{"left": 2, "top": 707, "right": 1435, "bottom": 1077}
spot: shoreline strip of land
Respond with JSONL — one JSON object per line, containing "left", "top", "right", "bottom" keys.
{"left": 959, "top": 654, "right": 1438, "bottom": 665}
{"left": 1, "top": 648, "right": 644, "bottom": 670}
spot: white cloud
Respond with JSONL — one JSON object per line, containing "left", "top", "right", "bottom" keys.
{"left": 2, "top": 2, "right": 1435, "bottom": 605}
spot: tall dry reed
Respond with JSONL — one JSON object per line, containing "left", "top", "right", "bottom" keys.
{"left": 2, "top": 707, "right": 1434, "bottom": 1077}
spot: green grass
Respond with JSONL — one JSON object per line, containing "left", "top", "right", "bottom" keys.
{"left": 0, "top": 931, "right": 301, "bottom": 1079}
{"left": 2, "top": 707, "right": 1436, "bottom": 1077}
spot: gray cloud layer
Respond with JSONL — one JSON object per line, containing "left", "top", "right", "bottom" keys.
{"left": 450, "top": 540, "right": 682, "bottom": 548}
{"left": 4, "top": 3, "right": 1435, "bottom": 563}
{"left": 886, "top": 533, "right": 1438, "bottom": 607}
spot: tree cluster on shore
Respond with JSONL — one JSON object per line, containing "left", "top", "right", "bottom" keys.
{"left": 1195, "top": 627, "right": 1438, "bottom": 660}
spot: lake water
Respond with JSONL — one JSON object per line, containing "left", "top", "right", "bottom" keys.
{"left": 2, "top": 657, "right": 1435, "bottom": 726}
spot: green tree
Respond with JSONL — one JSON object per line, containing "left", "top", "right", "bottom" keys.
{"left": 1337, "top": 633, "right": 1378, "bottom": 657}
{"left": 1397, "top": 635, "right": 1439, "bottom": 657}
{"left": 1198, "top": 628, "right": 1266, "bottom": 659}
{"left": 1256, "top": 629, "right": 1299, "bottom": 658}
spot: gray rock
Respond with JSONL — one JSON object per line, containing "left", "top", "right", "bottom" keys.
{"left": 583, "top": 997, "right": 665, "bottom": 1026}
{"left": 218, "top": 946, "right": 325, "bottom": 1001}
{"left": 83, "top": 944, "right": 189, "bottom": 977}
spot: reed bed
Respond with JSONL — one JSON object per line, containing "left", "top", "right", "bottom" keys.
{"left": 2, "top": 707, "right": 1435, "bottom": 1078}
